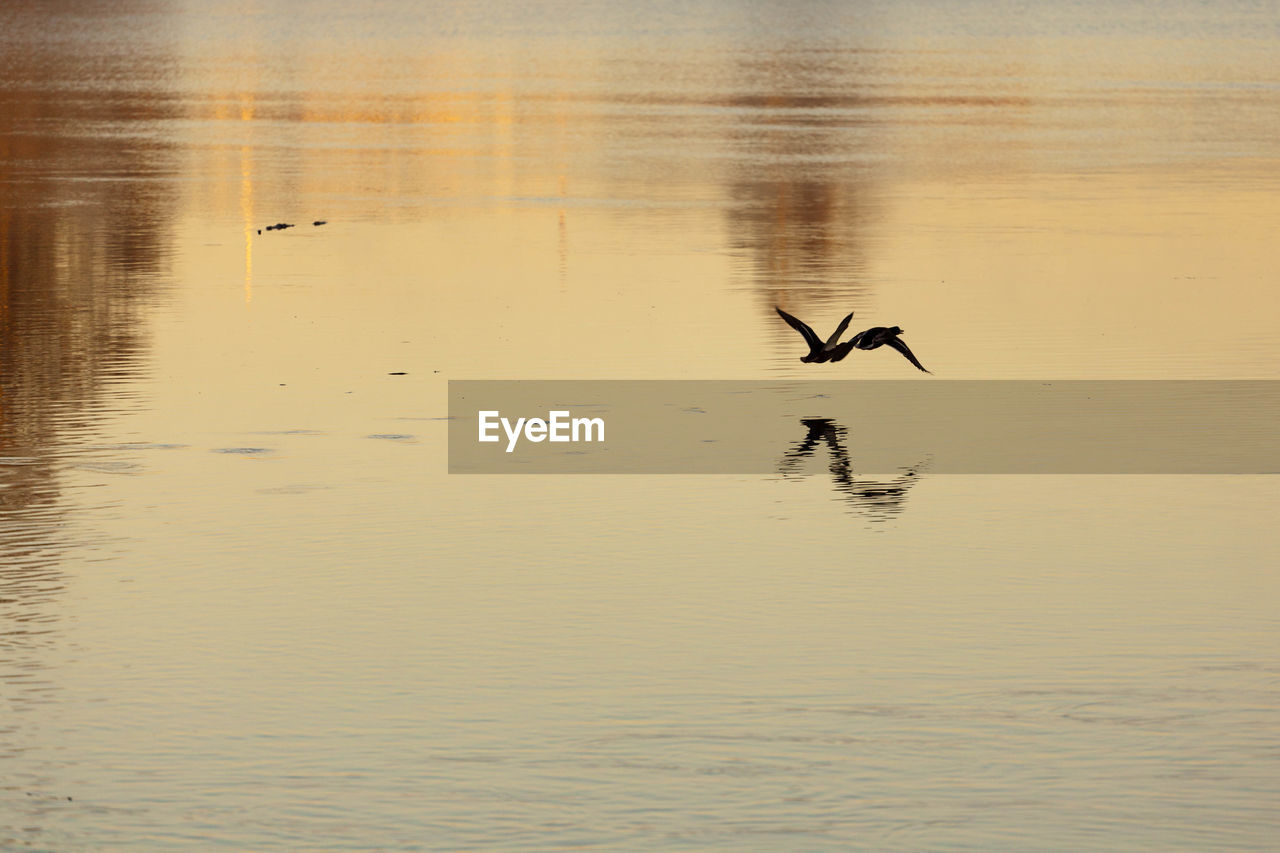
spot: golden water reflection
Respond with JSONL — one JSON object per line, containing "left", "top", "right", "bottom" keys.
{"left": 0, "top": 18, "right": 179, "bottom": 730}
{"left": 1, "top": 0, "right": 1279, "bottom": 847}
{"left": 161, "top": 16, "right": 1280, "bottom": 377}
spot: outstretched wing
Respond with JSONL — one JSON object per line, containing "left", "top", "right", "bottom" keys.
{"left": 824, "top": 311, "right": 855, "bottom": 349}
{"left": 886, "top": 336, "right": 931, "bottom": 373}
{"left": 775, "top": 307, "right": 821, "bottom": 352}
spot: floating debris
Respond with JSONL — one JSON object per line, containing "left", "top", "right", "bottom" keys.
{"left": 388, "top": 371, "right": 407, "bottom": 375}
{"left": 313, "top": 220, "right": 327, "bottom": 226}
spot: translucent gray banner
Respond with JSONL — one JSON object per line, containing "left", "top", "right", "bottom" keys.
{"left": 448, "top": 381, "right": 1280, "bottom": 474}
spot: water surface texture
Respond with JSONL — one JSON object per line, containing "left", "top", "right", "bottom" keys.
{"left": 2, "top": 1, "right": 1278, "bottom": 849}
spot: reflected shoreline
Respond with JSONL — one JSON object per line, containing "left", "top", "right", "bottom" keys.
{"left": 1, "top": 10, "right": 180, "bottom": 747}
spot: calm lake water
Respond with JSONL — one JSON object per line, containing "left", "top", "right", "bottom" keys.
{"left": 2, "top": 0, "right": 1279, "bottom": 849}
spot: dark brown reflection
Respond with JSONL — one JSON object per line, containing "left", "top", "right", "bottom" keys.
{"left": 779, "top": 418, "right": 923, "bottom": 521}
{"left": 721, "top": 48, "right": 886, "bottom": 324}
{"left": 0, "top": 2, "right": 180, "bottom": 711}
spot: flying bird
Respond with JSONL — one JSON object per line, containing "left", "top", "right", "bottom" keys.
{"left": 775, "top": 308, "right": 855, "bottom": 363}
{"left": 775, "top": 308, "right": 931, "bottom": 373}
{"left": 844, "top": 325, "right": 931, "bottom": 373}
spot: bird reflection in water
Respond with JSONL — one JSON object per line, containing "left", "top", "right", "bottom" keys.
{"left": 778, "top": 418, "right": 924, "bottom": 521}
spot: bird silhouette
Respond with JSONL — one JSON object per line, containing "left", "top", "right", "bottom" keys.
{"left": 843, "top": 325, "right": 931, "bottom": 373}
{"left": 775, "top": 308, "right": 931, "bottom": 373}
{"left": 774, "top": 308, "right": 855, "bottom": 363}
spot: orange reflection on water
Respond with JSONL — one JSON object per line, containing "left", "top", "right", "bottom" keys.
{"left": 241, "top": 144, "right": 255, "bottom": 306}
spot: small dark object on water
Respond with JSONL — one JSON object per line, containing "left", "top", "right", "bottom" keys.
{"left": 257, "top": 229, "right": 261, "bottom": 235}
{"left": 264, "top": 222, "right": 295, "bottom": 231}
{"left": 313, "top": 220, "right": 327, "bottom": 226}
{"left": 388, "top": 371, "right": 407, "bottom": 375}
